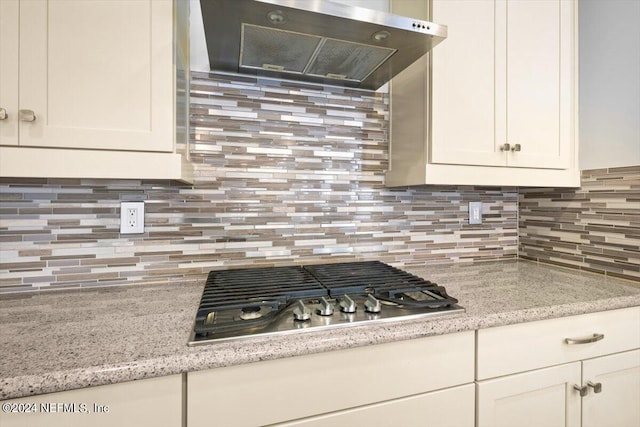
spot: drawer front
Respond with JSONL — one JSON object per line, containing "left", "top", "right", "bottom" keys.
{"left": 187, "top": 331, "right": 475, "bottom": 427}
{"left": 275, "top": 384, "right": 475, "bottom": 427}
{"left": 477, "top": 307, "right": 640, "bottom": 379}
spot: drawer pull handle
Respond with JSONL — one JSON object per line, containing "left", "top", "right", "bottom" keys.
{"left": 587, "top": 381, "right": 602, "bottom": 393}
{"left": 564, "top": 333, "right": 605, "bottom": 345}
{"left": 573, "top": 384, "right": 588, "bottom": 397}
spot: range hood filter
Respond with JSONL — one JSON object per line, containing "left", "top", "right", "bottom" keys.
{"left": 306, "top": 38, "right": 396, "bottom": 82}
{"left": 240, "top": 24, "right": 397, "bottom": 82}
{"left": 240, "top": 24, "right": 321, "bottom": 74}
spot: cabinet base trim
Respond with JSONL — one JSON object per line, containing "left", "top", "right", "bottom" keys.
{"left": 386, "top": 163, "right": 580, "bottom": 188}
{"left": 0, "top": 146, "right": 193, "bottom": 183}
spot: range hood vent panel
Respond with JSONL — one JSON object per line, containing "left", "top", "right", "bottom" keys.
{"left": 201, "top": 0, "right": 448, "bottom": 91}
{"left": 240, "top": 24, "right": 323, "bottom": 74}
{"left": 306, "top": 38, "right": 396, "bottom": 82}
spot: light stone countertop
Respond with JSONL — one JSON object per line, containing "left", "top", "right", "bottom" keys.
{"left": 1, "top": 259, "right": 639, "bottom": 400}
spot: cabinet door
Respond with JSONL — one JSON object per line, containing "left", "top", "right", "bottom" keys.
{"left": 0, "top": 375, "right": 182, "bottom": 427}
{"left": 18, "top": 0, "right": 173, "bottom": 152}
{"left": 504, "top": 0, "right": 574, "bottom": 169}
{"left": 477, "top": 362, "right": 581, "bottom": 427}
{"left": 0, "top": 0, "right": 19, "bottom": 146}
{"left": 582, "top": 349, "right": 640, "bottom": 427}
{"left": 275, "top": 384, "right": 475, "bottom": 427}
{"left": 431, "top": 0, "right": 503, "bottom": 167}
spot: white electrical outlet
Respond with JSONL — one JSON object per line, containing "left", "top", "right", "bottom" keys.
{"left": 469, "top": 201, "right": 483, "bottom": 225}
{"left": 120, "top": 202, "right": 145, "bottom": 234}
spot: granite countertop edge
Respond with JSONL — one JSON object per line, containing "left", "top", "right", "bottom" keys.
{"left": 3, "top": 292, "right": 640, "bottom": 400}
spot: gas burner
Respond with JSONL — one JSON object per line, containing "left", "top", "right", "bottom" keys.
{"left": 239, "top": 306, "right": 262, "bottom": 320}
{"left": 189, "top": 261, "right": 464, "bottom": 345}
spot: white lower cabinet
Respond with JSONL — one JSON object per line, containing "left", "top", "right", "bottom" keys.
{"left": 477, "top": 363, "right": 582, "bottom": 427}
{"left": 187, "top": 331, "right": 475, "bottom": 427}
{"left": 2, "top": 309, "right": 638, "bottom": 427}
{"left": 0, "top": 375, "right": 182, "bottom": 427}
{"left": 477, "top": 307, "right": 640, "bottom": 427}
{"left": 477, "top": 351, "right": 640, "bottom": 427}
{"left": 276, "top": 383, "right": 475, "bottom": 427}
{"left": 582, "top": 350, "right": 640, "bottom": 427}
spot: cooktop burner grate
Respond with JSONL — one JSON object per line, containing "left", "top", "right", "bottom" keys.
{"left": 304, "top": 261, "right": 439, "bottom": 294}
{"left": 191, "top": 261, "right": 463, "bottom": 342}
{"left": 200, "top": 265, "right": 327, "bottom": 307}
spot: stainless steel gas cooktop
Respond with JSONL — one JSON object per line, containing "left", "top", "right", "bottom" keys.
{"left": 188, "top": 261, "right": 464, "bottom": 345}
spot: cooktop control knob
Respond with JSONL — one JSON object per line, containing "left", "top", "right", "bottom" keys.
{"left": 293, "top": 300, "right": 311, "bottom": 321}
{"left": 364, "top": 294, "right": 381, "bottom": 313}
{"left": 316, "top": 297, "right": 334, "bottom": 316}
{"left": 339, "top": 295, "right": 356, "bottom": 313}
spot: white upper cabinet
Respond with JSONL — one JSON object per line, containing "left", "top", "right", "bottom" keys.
{"left": 388, "top": 0, "right": 579, "bottom": 187}
{"left": 0, "top": 0, "right": 192, "bottom": 182}
{"left": 430, "top": 0, "right": 499, "bottom": 167}
{"left": 502, "top": 0, "right": 574, "bottom": 169}
{"left": 0, "top": 0, "right": 19, "bottom": 146}
{"left": 18, "top": 0, "right": 173, "bottom": 152}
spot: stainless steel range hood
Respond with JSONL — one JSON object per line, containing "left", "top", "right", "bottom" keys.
{"left": 200, "top": 0, "right": 447, "bottom": 91}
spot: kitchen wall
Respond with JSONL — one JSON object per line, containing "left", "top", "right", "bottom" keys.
{"left": 0, "top": 72, "right": 518, "bottom": 293}
{"left": 579, "top": 0, "right": 640, "bottom": 169}
{"left": 519, "top": 166, "right": 640, "bottom": 281}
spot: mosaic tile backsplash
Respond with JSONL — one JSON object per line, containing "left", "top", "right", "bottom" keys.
{"left": 519, "top": 166, "right": 640, "bottom": 281}
{"left": 0, "top": 72, "right": 518, "bottom": 292}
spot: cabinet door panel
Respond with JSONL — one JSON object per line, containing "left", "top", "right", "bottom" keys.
{"left": 0, "top": 375, "right": 182, "bottom": 427}
{"left": 18, "top": 0, "right": 173, "bottom": 152}
{"left": 477, "top": 363, "right": 581, "bottom": 427}
{"left": 582, "top": 349, "right": 640, "bottom": 427}
{"left": 0, "top": 0, "right": 19, "bottom": 146}
{"left": 431, "top": 0, "right": 503, "bottom": 167}
{"left": 506, "top": 0, "right": 573, "bottom": 169}
{"left": 276, "top": 384, "right": 475, "bottom": 427}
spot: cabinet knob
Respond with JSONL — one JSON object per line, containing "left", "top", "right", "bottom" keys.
{"left": 0, "top": 107, "right": 7, "bottom": 120}
{"left": 500, "top": 143, "right": 511, "bottom": 152}
{"left": 19, "top": 109, "right": 36, "bottom": 122}
{"left": 587, "top": 381, "right": 602, "bottom": 393}
{"left": 573, "top": 384, "right": 588, "bottom": 397}
{"left": 511, "top": 143, "right": 522, "bottom": 152}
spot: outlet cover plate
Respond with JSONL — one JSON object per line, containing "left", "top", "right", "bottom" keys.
{"left": 469, "top": 201, "right": 482, "bottom": 225}
{"left": 120, "top": 202, "right": 145, "bottom": 234}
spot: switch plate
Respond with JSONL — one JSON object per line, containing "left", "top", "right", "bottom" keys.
{"left": 469, "top": 202, "right": 482, "bottom": 225}
{"left": 120, "top": 202, "right": 144, "bottom": 234}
